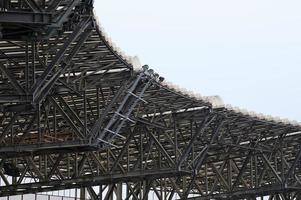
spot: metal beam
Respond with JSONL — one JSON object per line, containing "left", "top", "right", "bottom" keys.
{"left": 0, "top": 11, "right": 51, "bottom": 24}
{"left": 0, "top": 64, "right": 25, "bottom": 95}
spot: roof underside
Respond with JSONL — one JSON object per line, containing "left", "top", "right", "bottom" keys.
{"left": 0, "top": 1, "right": 300, "bottom": 199}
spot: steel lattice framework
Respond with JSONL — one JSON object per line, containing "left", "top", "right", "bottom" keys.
{"left": 0, "top": 1, "right": 300, "bottom": 200}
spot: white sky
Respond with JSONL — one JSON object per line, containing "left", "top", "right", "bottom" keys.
{"left": 94, "top": 0, "right": 301, "bottom": 122}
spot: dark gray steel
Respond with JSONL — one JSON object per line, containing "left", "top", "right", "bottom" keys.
{"left": 0, "top": 1, "right": 300, "bottom": 200}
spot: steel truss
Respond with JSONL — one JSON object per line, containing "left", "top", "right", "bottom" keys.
{"left": 0, "top": 1, "right": 300, "bottom": 200}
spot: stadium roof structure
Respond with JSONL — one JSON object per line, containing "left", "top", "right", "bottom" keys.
{"left": 0, "top": 1, "right": 300, "bottom": 200}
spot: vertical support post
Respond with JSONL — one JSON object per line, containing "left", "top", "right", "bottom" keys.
{"left": 280, "top": 138, "right": 285, "bottom": 182}
{"left": 25, "top": 41, "right": 29, "bottom": 91}
{"left": 255, "top": 155, "right": 258, "bottom": 188}
{"left": 37, "top": 103, "right": 41, "bottom": 143}
{"left": 205, "top": 163, "right": 208, "bottom": 195}
{"left": 183, "top": 177, "right": 187, "bottom": 196}
{"left": 173, "top": 114, "right": 178, "bottom": 164}
{"left": 250, "top": 155, "right": 253, "bottom": 188}
{"left": 67, "top": 153, "right": 70, "bottom": 178}
{"left": 164, "top": 178, "right": 167, "bottom": 200}
{"left": 228, "top": 159, "right": 232, "bottom": 190}
{"left": 143, "top": 180, "right": 148, "bottom": 200}
{"left": 44, "top": 154, "right": 47, "bottom": 179}
{"left": 160, "top": 179, "right": 163, "bottom": 200}
{"left": 83, "top": 90, "right": 87, "bottom": 137}
{"left": 75, "top": 153, "right": 78, "bottom": 177}
{"left": 158, "top": 130, "right": 162, "bottom": 169}
{"left": 32, "top": 40, "right": 36, "bottom": 86}
{"left": 99, "top": 185, "right": 103, "bottom": 200}
{"left": 109, "top": 185, "right": 113, "bottom": 200}
{"left": 80, "top": 188, "right": 86, "bottom": 200}
{"left": 126, "top": 184, "right": 129, "bottom": 199}
{"left": 190, "top": 120, "right": 194, "bottom": 169}
{"left": 96, "top": 87, "right": 100, "bottom": 119}
{"left": 140, "top": 128, "right": 143, "bottom": 169}
{"left": 53, "top": 105, "right": 57, "bottom": 137}
{"left": 116, "top": 183, "right": 122, "bottom": 200}
{"left": 38, "top": 105, "right": 43, "bottom": 175}
{"left": 10, "top": 112, "right": 13, "bottom": 146}
{"left": 127, "top": 144, "right": 130, "bottom": 172}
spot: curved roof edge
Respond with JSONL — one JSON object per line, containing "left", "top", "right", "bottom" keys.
{"left": 93, "top": 9, "right": 301, "bottom": 128}
{"left": 93, "top": 10, "right": 141, "bottom": 71}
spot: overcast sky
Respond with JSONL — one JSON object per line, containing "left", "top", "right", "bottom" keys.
{"left": 94, "top": 0, "right": 301, "bottom": 122}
